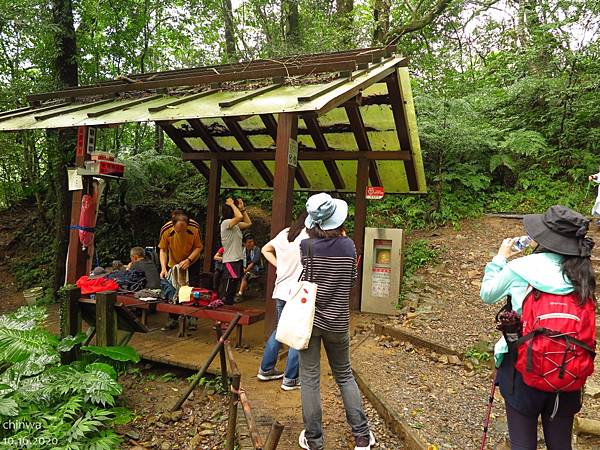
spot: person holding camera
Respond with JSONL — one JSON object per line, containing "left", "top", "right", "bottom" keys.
{"left": 220, "top": 197, "right": 252, "bottom": 305}
{"left": 480, "top": 205, "right": 596, "bottom": 450}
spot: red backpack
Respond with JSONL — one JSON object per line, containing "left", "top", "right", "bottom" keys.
{"left": 515, "top": 289, "right": 596, "bottom": 392}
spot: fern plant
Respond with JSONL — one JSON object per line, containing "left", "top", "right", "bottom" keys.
{"left": 0, "top": 306, "right": 137, "bottom": 449}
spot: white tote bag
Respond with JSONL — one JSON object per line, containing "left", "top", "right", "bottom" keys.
{"left": 276, "top": 240, "right": 317, "bottom": 350}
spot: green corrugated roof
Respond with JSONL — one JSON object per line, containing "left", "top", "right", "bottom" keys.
{"left": 0, "top": 57, "right": 427, "bottom": 193}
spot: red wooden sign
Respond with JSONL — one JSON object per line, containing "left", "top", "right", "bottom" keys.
{"left": 76, "top": 126, "right": 87, "bottom": 157}
{"left": 366, "top": 186, "right": 384, "bottom": 199}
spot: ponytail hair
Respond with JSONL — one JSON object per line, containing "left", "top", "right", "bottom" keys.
{"left": 288, "top": 211, "right": 308, "bottom": 242}
{"left": 562, "top": 256, "right": 596, "bottom": 305}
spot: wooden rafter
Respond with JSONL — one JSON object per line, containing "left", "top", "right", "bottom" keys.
{"left": 260, "top": 114, "right": 311, "bottom": 188}
{"left": 303, "top": 114, "right": 346, "bottom": 189}
{"left": 344, "top": 103, "right": 383, "bottom": 187}
{"left": 385, "top": 72, "right": 418, "bottom": 191}
{"left": 34, "top": 98, "right": 115, "bottom": 120}
{"left": 87, "top": 94, "right": 163, "bottom": 118}
{"left": 182, "top": 150, "right": 411, "bottom": 161}
{"left": 0, "top": 102, "right": 70, "bottom": 122}
{"left": 222, "top": 117, "right": 274, "bottom": 187}
{"left": 219, "top": 84, "right": 283, "bottom": 108}
{"left": 28, "top": 61, "right": 359, "bottom": 102}
{"left": 187, "top": 119, "right": 248, "bottom": 186}
{"left": 148, "top": 89, "right": 219, "bottom": 113}
{"left": 158, "top": 121, "right": 209, "bottom": 177}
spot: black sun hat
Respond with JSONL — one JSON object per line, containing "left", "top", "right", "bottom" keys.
{"left": 523, "top": 205, "right": 595, "bottom": 257}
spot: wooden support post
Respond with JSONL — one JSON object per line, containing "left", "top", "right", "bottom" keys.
{"left": 60, "top": 287, "right": 81, "bottom": 364}
{"left": 351, "top": 156, "right": 369, "bottom": 310}
{"left": 226, "top": 372, "right": 241, "bottom": 450}
{"left": 264, "top": 421, "right": 285, "bottom": 450}
{"left": 95, "top": 291, "right": 117, "bottom": 347}
{"left": 265, "top": 112, "right": 298, "bottom": 337}
{"left": 204, "top": 160, "right": 222, "bottom": 272}
{"left": 66, "top": 127, "right": 93, "bottom": 284}
{"left": 214, "top": 323, "right": 229, "bottom": 393}
{"left": 170, "top": 314, "right": 241, "bottom": 411}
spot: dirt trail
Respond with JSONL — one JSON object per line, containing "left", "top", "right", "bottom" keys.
{"left": 0, "top": 204, "right": 30, "bottom": 314}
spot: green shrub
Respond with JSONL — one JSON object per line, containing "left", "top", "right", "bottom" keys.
{"left": 0, "top": 306, "right": 136, "bottom": 449}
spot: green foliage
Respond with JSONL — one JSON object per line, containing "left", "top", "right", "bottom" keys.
{"left": 81, "top": 345, "right": 141, "bottom": 364}
{"left": 186, "top": 374, "right": 226, "bottom": 394}
{"left": 403, "top": 240, "right": 439, "bottom": 280}
{"left": 0, "top": 306, "right": 133, "bottom": 448}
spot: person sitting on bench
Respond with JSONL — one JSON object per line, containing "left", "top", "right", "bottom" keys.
{"left": 129, "top": 246, "right": 161, "bottom": 289}
{"left": 237, "top": 233, "right": 262, "bottom": 299}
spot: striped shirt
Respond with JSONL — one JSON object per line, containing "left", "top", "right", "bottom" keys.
{"left": 300, "top": 237, "right": 357, "bottom": 333}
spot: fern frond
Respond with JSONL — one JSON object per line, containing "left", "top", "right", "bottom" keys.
{"left": 0, "top": 328, "right": 59, "bottom": 363}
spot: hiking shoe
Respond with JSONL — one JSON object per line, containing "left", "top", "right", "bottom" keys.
{"left": 187, "top": 317, "right": 198, "bottom": 331}
{"left": 354, "top": 431, "right": 376, "bottom": 450}
{"left": 298, "top": 430, "right": 310, "bottom": 450}
{"left": 257, "top": 368, "right": 284, "bottom": 381}
{"left": 281, "top": 379, "right": 301, "bottom": 391}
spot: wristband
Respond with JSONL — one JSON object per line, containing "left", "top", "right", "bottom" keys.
{"left": 186, "top": 257, "right": 192, "bottom": 264}
{"left": 240, "top": 208, "right": 246, "bottom": 212}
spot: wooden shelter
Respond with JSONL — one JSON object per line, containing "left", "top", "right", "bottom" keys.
{"left": 0, "top": 47, "right": 426, "bottom": 333}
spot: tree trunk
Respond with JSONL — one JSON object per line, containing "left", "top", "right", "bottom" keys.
{"left": 282, "top": 0, "right": 300, "bottom": 50}
{"left": 154, "top": 124, "right": 164, "bottom": 153}
{"left": 222, "top": 0, "right": 237, "bottom": 60}
{"left": 51, "top": 0, "right": 78, "bottom": 297}
{"left": 372, "top": 0, "right": 390, "bottom": 45}
{"left": 336, "top": 0, "right": 354, "bottom": 47}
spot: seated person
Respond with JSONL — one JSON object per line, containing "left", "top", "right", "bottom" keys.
{"left": 238, "top": 234, "right": 262, "bottom": 298}
{"left": 129, "top": 246, "right": 161, "bottom": 289}
{"left": 213, "top": 246, "right": 225, "bottom": 297}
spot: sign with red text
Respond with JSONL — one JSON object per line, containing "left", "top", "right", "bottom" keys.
{"left": 366, "top": 186, "right": 384, "bottom": 200}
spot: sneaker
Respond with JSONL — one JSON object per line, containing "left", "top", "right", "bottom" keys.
{"left": 187, "top": 317, "right": 198, "bottom": 331}
{"left": 354, "top": 431, "right": 376, "bottom": 450}
{"left": 281, "top": 379, "right": 301, "bottom": 391}
{"left": 298, "top": 430, "right": 310, "bottom": 450}
{"left": 257, "top": 368, "right": 284, "bottom": 381}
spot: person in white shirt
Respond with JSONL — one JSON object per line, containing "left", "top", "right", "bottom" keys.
{"left": 256, "top": 211, "right": 308, "bottom": 391}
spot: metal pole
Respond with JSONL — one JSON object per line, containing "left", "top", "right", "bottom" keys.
{"left": 170, "top": 314, "right": 241, "bottom": 411}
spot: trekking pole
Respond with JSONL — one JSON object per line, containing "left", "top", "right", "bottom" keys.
{"left": 480, "top": 368, "right": 498, "bottom": 450}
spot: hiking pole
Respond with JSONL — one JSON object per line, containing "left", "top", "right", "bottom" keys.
{"left": 480, "top": 369, "right": 498, "bottom": 450}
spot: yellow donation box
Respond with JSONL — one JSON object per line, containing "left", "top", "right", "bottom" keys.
{"left": 361, "top": 227, "right": 404, "bottom": 315}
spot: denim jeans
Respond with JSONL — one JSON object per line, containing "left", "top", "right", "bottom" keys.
{"left": 299, "top": 326, "right": 369, "bottom": 450}
{"left": 259, "top": 299, "right": 299, "bottom": 384}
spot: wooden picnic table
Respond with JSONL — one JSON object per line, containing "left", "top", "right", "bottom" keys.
{"left": 111, "top": 294, "right": 265, "bottom": 346}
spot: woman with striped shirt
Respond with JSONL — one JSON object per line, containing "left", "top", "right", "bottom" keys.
{"left": 298, "top": 193, "right": 375, "bottom": 450}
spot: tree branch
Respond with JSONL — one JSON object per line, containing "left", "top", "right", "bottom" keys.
{"left": 385, "top": 0, "right": 453, "bottom": 44}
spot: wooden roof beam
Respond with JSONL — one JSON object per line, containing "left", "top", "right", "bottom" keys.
{"left": 87, "top": 94, "right": 163, "bottom": 118}
{"left": 223, "top": 117, "right": 274, "bottom": 187}
{"left": 0, "top": 102, "right": 71, "bottom": 122}
{"left": 181, "top": 150, "right": 411, "bottom": 161}
{"left": 344, "top": 103, "right": 383, "bottom": 187}
{"left": 34, "top": 98, "right": 115, "bottom": 121}
{"left": 158, "top": 121, "right": 209, "bottom": 178}
{"left": 260, "top": 114, "right": 311, "bottom": 189}
{"left": 148, "top": 89, "right": 219, "bottom": 113}
{"left": 303, "top": 114, "right": 346, "bottom": 190}
{"left": 28, "top": 61, "right": 358, "bottom": 102}
{"left": 219, "top": 83, "right": 283, "bottom": 108}
{"left": 385, "top": 72, "right": 418, "bottom": 191}
{"left": 186, "top": 119, "right": 248, "bottom": 186}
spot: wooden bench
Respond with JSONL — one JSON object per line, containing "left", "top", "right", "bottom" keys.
{"left": 113, "top": 295, "right": 265, "bottom": 346}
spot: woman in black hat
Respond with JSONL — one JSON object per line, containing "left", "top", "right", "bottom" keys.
{"left": 480, "top": 205, "right": 596, "bottom": 450}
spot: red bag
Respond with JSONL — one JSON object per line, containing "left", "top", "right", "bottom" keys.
{"left": 515, "top": 289, "right": 596, "bottom": 392}
{"left": 182, "top": 288, "right": 218, "bottom": 307}
{"left": 79, "top": 193, "right": 97, "bottom": 249}
{"left": 76, "top": 276, "right": 119, "bottom": 295}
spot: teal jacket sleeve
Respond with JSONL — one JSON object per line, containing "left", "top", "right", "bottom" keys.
{"left": 480, "top": 256, "right": 516, "bottom": 304}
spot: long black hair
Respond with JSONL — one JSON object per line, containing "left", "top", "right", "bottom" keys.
{"left": 562, "top": 256, "right": 596, "bottom": 305}
{"left": 534, "top": 245, "right": 596, "bottom": 304}
{"left": 288, "top": 211, "right": 308, "bottom": 242}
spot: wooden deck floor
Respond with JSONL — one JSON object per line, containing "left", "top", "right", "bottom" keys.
{"left": 44, "top": 301, "right": 359, "bottom": 449}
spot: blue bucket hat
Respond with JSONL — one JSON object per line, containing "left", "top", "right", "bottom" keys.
{"left": 305, "top": 193, "right": 348, "bottom": 230}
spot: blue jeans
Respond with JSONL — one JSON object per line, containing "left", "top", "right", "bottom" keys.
{"left": 259, "top": 299, "right": 299, "bottom": 384}
{"left": 299, "top": 326, "right": 370, "bottom": 450}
